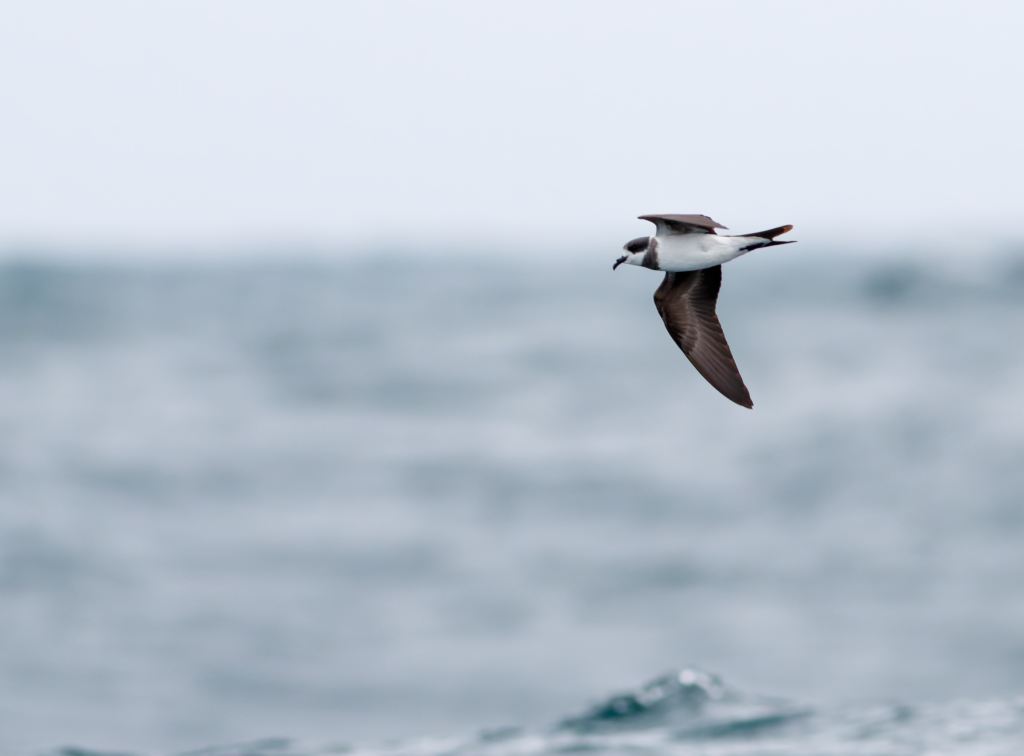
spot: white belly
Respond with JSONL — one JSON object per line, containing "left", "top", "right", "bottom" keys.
{"left": 655, "top": 234, "right": 760, "bottom": 272}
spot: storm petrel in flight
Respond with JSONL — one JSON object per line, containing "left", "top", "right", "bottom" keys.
{"left": 614, "top": 214, "right": 795, "bottom": 408}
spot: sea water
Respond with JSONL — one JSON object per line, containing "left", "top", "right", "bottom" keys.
{"left": 1, "top": 249, "right": 1023, "bottom": 755}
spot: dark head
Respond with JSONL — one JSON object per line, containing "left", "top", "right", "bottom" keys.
{"left": 613, "top": 236, "right": 651, "bottom": 270}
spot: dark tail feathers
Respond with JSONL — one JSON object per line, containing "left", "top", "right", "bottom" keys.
{"left": 737, "top": 224, "right": 794, "bottom": 245}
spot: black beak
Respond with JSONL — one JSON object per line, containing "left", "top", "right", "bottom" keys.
{"left": 613, "top": 255, "right": 627, "bottom": 270}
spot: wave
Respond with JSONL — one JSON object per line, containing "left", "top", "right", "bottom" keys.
{"left": 42, "top": 669, "right": 1024, "bottom": 756}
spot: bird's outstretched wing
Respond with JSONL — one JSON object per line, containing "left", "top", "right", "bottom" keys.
{"left": 639, "top": 214, "right": 728, "bottom": 236}
{"left": 653, "top": 266, "right": 752, "bottom": 408}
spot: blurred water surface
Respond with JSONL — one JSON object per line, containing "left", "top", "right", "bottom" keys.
{"left": 1, "top": 250, "right": 1024, "bottom": 754}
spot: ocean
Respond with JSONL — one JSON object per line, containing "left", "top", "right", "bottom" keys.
{"left": 1, "top": 247, "right": 1023, "bottom": 755}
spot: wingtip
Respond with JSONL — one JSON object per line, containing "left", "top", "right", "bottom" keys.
{"left": 729, "top": 391, "right": 754, "bottom": 409}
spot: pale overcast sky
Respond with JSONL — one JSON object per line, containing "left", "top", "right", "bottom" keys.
{"left": 0, "top": 1, "right": 1021, "bottom": 255}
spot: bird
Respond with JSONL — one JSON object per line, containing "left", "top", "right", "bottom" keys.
{"left": 614, "top": 214, "right": 795, "bottom": 408}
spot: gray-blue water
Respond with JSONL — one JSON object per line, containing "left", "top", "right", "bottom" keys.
{"left": 2, "top": 249, "right": 1024, "bottom": 755}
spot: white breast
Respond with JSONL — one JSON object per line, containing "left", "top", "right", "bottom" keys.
{"left": 655, "top": 234, "right": 761, "bottom": 272}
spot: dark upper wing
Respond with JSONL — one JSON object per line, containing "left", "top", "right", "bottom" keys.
{"left": 652, "top": 266, "right": 753, "bottom": 408}
{"left": 639, "top": 214, "right": 728, "bottom": 237}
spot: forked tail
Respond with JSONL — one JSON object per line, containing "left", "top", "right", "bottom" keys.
{"left": 737, "top": 224, "right": 795, "bottom": 247}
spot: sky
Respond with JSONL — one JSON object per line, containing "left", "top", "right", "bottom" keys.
{"left": 0, "top": 0, "right": 1022, "bottom": 257}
